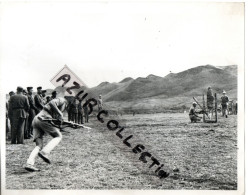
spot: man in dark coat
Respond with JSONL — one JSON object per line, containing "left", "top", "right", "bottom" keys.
{"left": 78, "top": 100, "right": 84, "bottom": 124}
{"left": 27, "top": 87, "right": 39, "bottom": 138}
{"left": 70, "top": 98, "right": 79, "bottom": 123}
{"left": 34, "top": 87, "right": 44, "bottom": 113}
{"left": 51, "top": 91, "right": 57, "bottom": 100}
{"left": 8, "top": 87, "right": 30, "bottom": 144}
{"left": 23, "top": 90, "right": 30, "bottom": 139}
{"left": 6, "top": 91, "right": 15, "bottom": 140}
{"left": 83, "top": 99, "right": 89, "bottom": 123}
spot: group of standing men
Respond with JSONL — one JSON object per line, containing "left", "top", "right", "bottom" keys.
{"left": 7, "top": 86, "right": 57, "bottom": 144}
{"left": 67, "top": 95, "right": 103, "bottom": 124}
{"left": 189, "top": 87, "right": 235, "bottom": 122}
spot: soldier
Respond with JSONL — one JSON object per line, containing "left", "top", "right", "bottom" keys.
{"left": 46, "top": 96, "right": 51, "bottom": 103}
{"left": 23, "top": 89, "right": 30, "bottom": 139}
{"left": 25, "top": 97, "right": 68, "bottom": 171}
{"left": 6, "top": 91, "right": 15, "bottom": 140}
{"left": 189, "top": 102, "right": 202, "bottom": 122}
{"left": 78, "top": 100, "right": 84, "bottom": 124}
{"left": 207, "top": 87, "right": 214, "bottom": 119}
{"left": 34, "top": 87, "right": 44, "bottom": 113}
{"left": 83, "top": 99, "right": 89, "bottom": 123}
{"left": 70, "top": 98, "right": 79, "bottom": 123}
{"left": 8, "top": 87, "right": 30, "bottom": 144}
{"left": 221, "top": 90, "right": 229, "bottom": 118}
{"left": 41, "top": 90, "right": 47, "bottom": 104}
{"left": 51, "top": 91, "right": 57, "bottom": 118}
{"left": 51, "top": 91, "right": 57, "bottom": 100}
{"left": 98, "top": 95, "right": 103, "bottom": 111}
{"left": 27, "top": 87, "right": 39, "bottom": 138}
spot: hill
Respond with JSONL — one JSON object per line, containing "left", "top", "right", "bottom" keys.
{"left": 89, "top": 65, "right": 237, "bottom": 113}
{"left": 6, "top": 65, "right": 236, "bottom": 114}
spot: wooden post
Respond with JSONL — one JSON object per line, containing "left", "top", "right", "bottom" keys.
{"left": 203, "top": 94, "right": 205, "bottom": 122}
{"left": 215, "top": 93, "right": 217, "bottom": 122}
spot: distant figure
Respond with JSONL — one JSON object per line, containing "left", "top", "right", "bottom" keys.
{"left": 189, "top": 102, "right": 201, "bottom": 123}
{"left": 27, "top": 87, "right": 38, "bottom": 138}
{"left": 46, "top": 96, "right": 51, "bottom": 103}
{"left": 50, "top": 91, "right": 58, "bottom": 118}
{"left": 34, "top": 87, "right": 44, "bottom": 113}
{"left": 70, "top": 98, "right": 79, "bottom": 123}
{"left": 23, "top": 90, "right": 30, "bottom": 139}
{"left": 98, "top": 95, "right": 103, "bottom": 111}
{"left": 41, "top": 90, "right": 47, "bottom": 104}
{"left": 6, "top": 91, "right": 15, "bottom": 140}
{"left": 78, "top": 100, "right": 84, "bottom": 124}
{"left": 83, "top": 99, "right": 89, "bottom": 123}
{"left": 221, "top": 90, "right": 229, "bottom": 118}
{"left": 8, "top": 87, "right": 30, "bottom": 144}
{"left": 207, "top": 87, "right": 214, "bottom": 119}
{"left": 51, "top": 91, "right": 57, "bottom": 100}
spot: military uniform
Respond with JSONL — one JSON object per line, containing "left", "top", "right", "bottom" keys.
{"left": 70, "top": 98, "right": 79, "bottom": 123}
{"left": 8, "top": 91, "right": 30, "bottom": 144}
{"left": 83, "top": 101, "right": 89, "bottom": 123}
{"left": 34, "top": 94, "right": 44, "bottom": 113}
{"left": 25, "top": 97, "right": 67, "bottom": 172}
{"left": 78, "top": 100, "right": 84, "bottom": 124}
{"left": 221, "top": 92, "right": 229, "bottom": 117}
{"left": 27, "top": 89, "right": 39, "bottom": 138}
{"left": 189, "top": 104, "right": 201, "bottom": 122}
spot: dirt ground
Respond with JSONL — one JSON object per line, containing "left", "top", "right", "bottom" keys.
{"left": 5, "top": 113, "right": 237, "bottom": 190}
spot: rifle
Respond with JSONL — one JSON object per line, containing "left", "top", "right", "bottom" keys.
{"left": 193, "top": 97, "right": 210, "bottom": 119}
{"left": 37, "top": 116, "right": 92, "bottom": 130}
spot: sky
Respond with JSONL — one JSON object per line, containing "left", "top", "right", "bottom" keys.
{"left": 0, "top": 2, "right": 244, "bottom": 93}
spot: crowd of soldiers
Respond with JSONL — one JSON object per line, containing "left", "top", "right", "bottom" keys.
{"left": 6, "top": 86, "right": 103, "bottom": 144}
{"left": 189, "top": 87, "right": 237, "bottom": 122}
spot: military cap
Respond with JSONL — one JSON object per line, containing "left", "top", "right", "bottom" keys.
{"left": 52, "top": 91, "right": 57, "bottom": 95}
{"left": 192, "top": 102, "right": 197, "bottom": 105}
{"left": 223, "top": 90, "right": 226, "bottom": 94}
{"left": 42, "top": 90, "right": 47, "bottom": 93}
{"left": 17, "top": 86, "right": 23, "bottom": 92}
{"left": 9, "top": 91, "right": 15, "bottom": 96}
{"left": 37, "top": 86, "right": 42, "bottom": 90}
{"left": 27, "top": 87, "right": 33, "bottom": 91}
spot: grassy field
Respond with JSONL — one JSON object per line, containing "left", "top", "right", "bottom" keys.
{"left": 5, "top": 113, "right": 237, "bottom": 190}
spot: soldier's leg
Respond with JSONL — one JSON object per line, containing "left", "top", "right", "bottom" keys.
{"left": 25, "top": 121, "right": 44, "bottom": 171}
{"left": 68, "top": 110, "right": 71, "bottom": 121}
{"left": 221, "top": 105, "right": 224, "bottom": 116}
{"left": 26, "top": 138, "right": 43, "bottom": 166}
{"left": 11, "top": 117, "right": 18, "bottom": 144}
{"left": 78, "top": 113, "right": 81, "bottom": 124}
{"left": 28, "top": 110, "right": 34, "bottom": 137}
{"left": 75, "top": 113, "right": 78, "bottom": 124}
{"left": 17, "top": 118, "right": 25, "bottom": 144}
{"left": 24, "top": 117, "right": 29, "bottom": 139}
{"left": 86, "top": 113, "right": 89, "bottom": 122}
{"left": 80, "top": 113, "right": 83, "bottom": 124}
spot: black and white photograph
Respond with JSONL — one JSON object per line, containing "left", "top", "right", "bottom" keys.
{"left": 0, "top": 1, "right": 245, "bottom": 195}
